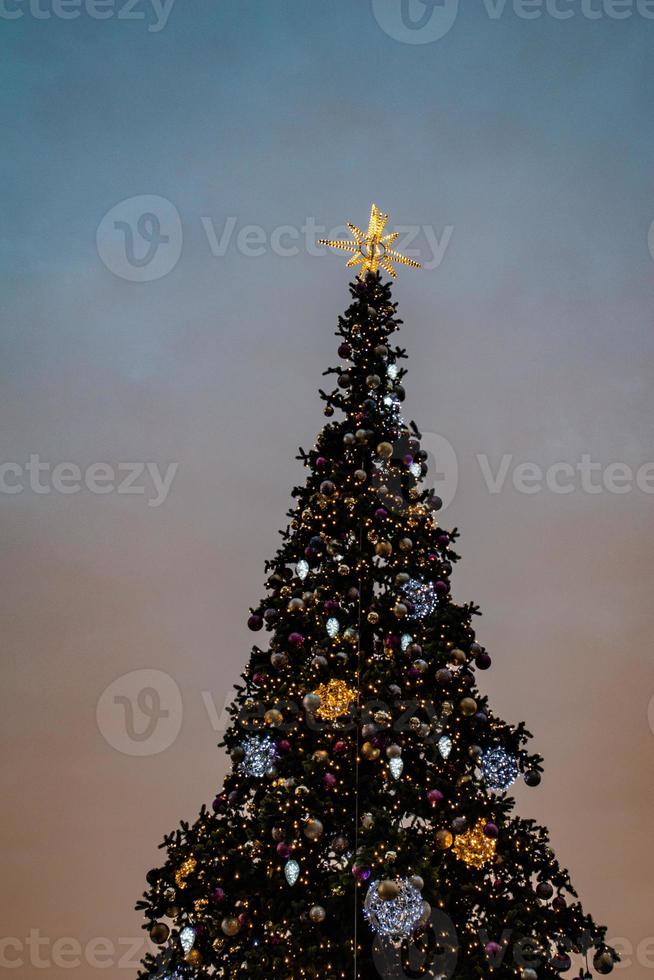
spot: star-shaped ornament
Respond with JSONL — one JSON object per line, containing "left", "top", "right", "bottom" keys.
{"left": 320, "top": 204, "right": 422, "bottom": 279}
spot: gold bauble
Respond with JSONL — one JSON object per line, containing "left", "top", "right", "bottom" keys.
{"left": 398, "top": 537, "right": 413, "bottom": 552}
{"left": 449, "top": 648, "right": 467, "bottom": 666}
{"left": 221, "top": 917, "right": 241, "bottom": 937}
{"left": 393, "top": 602, "right": 408, "bottom": 618}
{"left": 375, "top": 540, "right": 392, "bottom": 557}
{"left": 264, "top": 709, "right": 283, "bottom": 726}
{"left": 377, "top": 879, "right": 401, "bottom": 901}
{"left": 313, "top": 750, "right": 329, "bottom": 763}
{"left": 367, "top": 610, "right": 380, "bottom": 624}
{"left": 377, "top": 441, "right": 394, "bottom": 459}
{"left": 459, "top": 697, "right": 477, "bottom": 717}
{"left": 287, "top": 597, "right": 305, "bottom": 612}
{"left": 309, "top": 905, "right": 326, "bottom": 923}
{"left": 435, "top": 829, "right": 454, "bottom": 850}
{"left": 149, "top": 923, "right": 169, "bottom": 945}
{"left": 304, "top": 818, "right": 324, "bottom": 841}
{"left": 185, "top": 949, "right": 202, "bottom": 967}
{"left": 361, "top": 741, "right": 380, "bottom": 761}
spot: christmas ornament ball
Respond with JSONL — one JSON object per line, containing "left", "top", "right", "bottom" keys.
{"left": 378, "top": 879, "right": 401, "bottom": 901}
{"left": 435, "top": 829, "right": 454, "bottom": 850}
{"left": 304, "top": 819, "right": 324, "bottom": 841}
{"left": 593, "top": 951, "right": 615, "bottom": 974}
{"left": 149, "top": 923, "right": 169, "bottom": 945}
{"left": 460, "top": 697, "right": 478, "bottom": 716}
{"left": 377, "top": 441, "right": 394, "bottom": 459}
{"left": 221, "top": 917, "right": 240, "bottom": 937}
{"left": 524, "top": 769, "right": 542, "bottom": 787}
{"left": 309, "top": 905, "right": 327, "bottom": 923}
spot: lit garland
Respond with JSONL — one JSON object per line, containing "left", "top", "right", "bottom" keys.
{"left": 481, "top": 746, "right": 519, "bottom": 791}
{"left": 174, "top": 857, "right": 196, "bottom": 889}
{"left": 452, "top": 819, "right": 497, "bottom": 868}
{"left": 313, "top": 679, "right": 357, "bottom": 721}
{"left": 364, "top": 879, "right": 424, "bottom": 938}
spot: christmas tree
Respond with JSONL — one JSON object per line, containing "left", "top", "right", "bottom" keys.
{"left": 136, "top": 206, "right": 617, "bottom": 980}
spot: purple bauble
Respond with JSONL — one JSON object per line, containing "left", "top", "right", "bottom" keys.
{"left": 475, "top": 652, "right": 492, "bottom": 670}
{"left": 485, "top": 942, "right": 502, "bottom": 957}
{"left": 276, "top": 842, "right": 291, "bottom": 859}
{"left": 277, "top": 739, "right": 291, "bottom": 753}
{"left": 315, "top": 456, "right": 328, "bottom": 469}
{"left": 288, "top": 632, "right": 305, "bottom": 648}
{"left": 434, "top": 580, "right": 449, "bottom": 594}
{"left": 374, "top": 507, "right": 388, "bottom": 519}
{"left": 352, "top": 865, "right": 371, "bottom": 882}
{"left": 247, "top": 614, "right": 263, "bottom": 631}
{"left": 427, "top": 789, "right": 444, "bottom": 805}
{"left": 323, "top": 772, "right": 337, "bottom": 788}
{"left": 252, "top": 672, "right": 264, "bottom": 686}
{"left": 484, "top": 822, "right": 499, "bottom": 839}
{"left": 338, "top": 343, "right": 351, "bottom": 359}
{"left": 210, "top": 887, "right": 226, "bottom": 904}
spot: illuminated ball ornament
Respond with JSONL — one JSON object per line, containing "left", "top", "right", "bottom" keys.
{"left": 401, "top": 578, "right": 439, "bottom": 619}
{"left": 481, "top": 746, "right": 519, "bottom": 791}
{"left": 238, "top": 735, "right": 278, "bottom": 778}
{"left": 309, "top": 905, "right": 327, "bottom": 924}
{"left": 452, "top": 818, "right": 497, "bottom": 868}
{"left": 313, "top": 679, "right": 357, "bottom": 721}
{"left": 364, "top": 878, "right": 424, "bottom": 938}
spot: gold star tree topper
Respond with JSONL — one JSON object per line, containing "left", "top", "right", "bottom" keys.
{"left": 319, "top": 204, "right": 422, "bottom": 279}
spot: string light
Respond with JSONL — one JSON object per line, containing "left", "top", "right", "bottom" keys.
{"left": 239, "top": 735, "right": 278, "bottom": 778}
{"left": 481, "top": 747, "right": 519, "bottom": 791}
{"left": 314, "top": 679, "right": 357, "bottom": 721}
{"left": 364, "top": 879, "right": 424, "bottom": 938}
{"left": 452, "top": 819, "right": 497, "bottom": 868}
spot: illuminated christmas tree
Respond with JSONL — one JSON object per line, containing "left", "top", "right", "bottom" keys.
{"left": 136, "top": 206, "right": 617, "bottom": 980}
